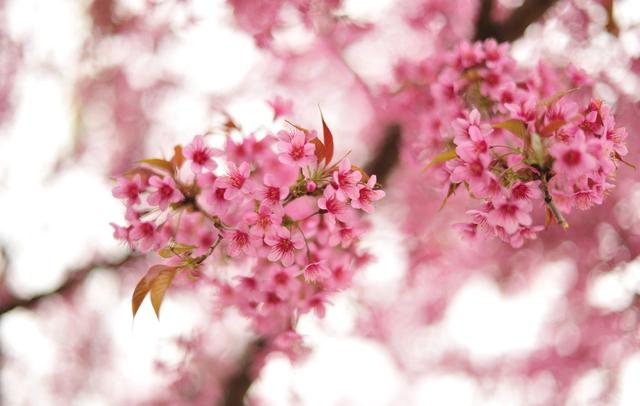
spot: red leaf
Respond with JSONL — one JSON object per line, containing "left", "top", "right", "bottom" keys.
{"left": 310, "top": 138, "right": 326, "bottom": 163}
{"left": 170, "top": 145, "right": 185, "bottom": 169}
{"left": 539, "top": 120, "right": 567, "bottom": 137}
{"left": 320, "top": 111, "right": 334, "bottom": 165}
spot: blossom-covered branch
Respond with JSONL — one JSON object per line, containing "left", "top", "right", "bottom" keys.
{"left": 111, "top": 114, "right": 384, "bottom": 357}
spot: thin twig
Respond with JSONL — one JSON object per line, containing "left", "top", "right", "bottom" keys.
{"left": 540, "top": 177, "right": 568, "bottom": 229}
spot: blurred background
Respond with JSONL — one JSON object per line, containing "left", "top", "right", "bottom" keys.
{"left": 1, "top": 0, "right": 640, "bottom": 404}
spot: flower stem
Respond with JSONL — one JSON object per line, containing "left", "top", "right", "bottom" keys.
{"left": 539, "top": 177, "right": 569, "bottom": 229}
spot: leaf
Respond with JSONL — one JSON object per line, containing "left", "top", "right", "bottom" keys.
{"left": 131, "top": 265, "right": 166, "bottom": 317}
{"left": 422, "top": 149, "right": 457, "bottom": 172}
{"left": 158, "top": 243, "right": 196, "bottom": 258}
{"left": 124, "top": 166, "right": 160, "bottom": 181}
{"left": 492, "top": 119, "right": 528, "bottom": 140}
{"left": 131, "top": 265, "right": 176, "bottom": 318}
{"left": 149, "top": 267, "right": 178, "bottom": 318}
{"left": 284, "top": 120, "right": 309, "bottom": 134}
{"left": 350, "top": 164, "right": 370, "bottom": 183}
{"left": 439, "top": 182, "right": 460, "bottom": 211}
{"left": 615, "top": 152, "right": 636, "bottom": 169}
{"left": 320, "top": 110, "right": 334, "bottom": 165}
{"left": 538, "top": 88, "right": 577, "bottom": 107}
{"left": 131, "top": 274, "right": 152, "bottom": 318}
{"left": 539, "top": 120, "right": 567, "bottom": 137}
{"left": 309, "top": 138, "right": 326, "bottom": 163}
{"left": 222, "top": 111, "right": 241, "bottom": 133}
{"left": 530, "top": 132, "right": 546, "bottom": 167}
{"left": 170, "top": 145, "right": 185, "bottom": 169}
{"left": 138, "top": 158, "right": 174, "bottom": 174}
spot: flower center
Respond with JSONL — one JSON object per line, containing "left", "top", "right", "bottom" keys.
{"left": 562, "top": 150, "right": 581, "bottom": 166}
{"left": 192, "top": 149, "right": 208, "bottom": 165}
{"left": 290, "top": 144, "right": 305, "bottom": 160}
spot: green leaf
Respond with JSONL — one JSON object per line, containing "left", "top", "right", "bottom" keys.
{"left": 158, "top": 243, "right": 196, "bottom": 258}
{"left": 422, "top": 149, "right": 457, "bottom": 172}
{"left": 149, "top": 267, "right": 178, "bottom": 319}
{"left": 492, "top": 119, "right": 528, "bottom": 140}
{"left": 530, "top": 132, "right": 546, "bottom": 167}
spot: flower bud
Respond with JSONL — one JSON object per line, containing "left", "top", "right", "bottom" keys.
{"left": 306, "top": 180, "right": 317, "bottom": 193}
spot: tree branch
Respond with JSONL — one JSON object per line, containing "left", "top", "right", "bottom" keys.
{"left": 219, "top": 338, "right": 267, "bottom": 406}
{"left": 364, "top": 123, "right": 402, "bottom": 185}
{"left": 0, "top": 253, "right": 135, "bottom": 316}
{"left": 474, "top": 0, "right": 560, "bottom": 42}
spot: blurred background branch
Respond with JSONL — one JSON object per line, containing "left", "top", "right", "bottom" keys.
{"left": 0, "top": 253, "right": 134, "bottom": 316}
{"left": 474, "top": 0, "right": 560, "bottom": 41}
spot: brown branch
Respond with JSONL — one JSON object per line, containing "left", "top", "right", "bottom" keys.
{"left": 219, "top": 338, "right": 267, "bottom": 406}
{"left": 0, "top": 252, "right": 135, "bottom": 315}
{"left": 364, "top": 123, "right": 402, "bottom": 185}
{"left": 474, "top": 0, "right": 560, "bottom": 42}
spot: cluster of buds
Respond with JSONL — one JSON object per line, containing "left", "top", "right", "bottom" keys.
{"left": 426, "top": 40, "right": 629, "bottom": 247}
{"left": 111, "top": 115, "right": 384, "bottom": 346}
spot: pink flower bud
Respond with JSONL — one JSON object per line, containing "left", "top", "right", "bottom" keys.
{"left": 306, "top": 180, "right": 317, "bottom": 193}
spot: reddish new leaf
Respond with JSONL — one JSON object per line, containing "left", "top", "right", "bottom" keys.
{"left": 310, "top": 138, "right": 326, "bottom": 163}
{"left": 539, "top": 119, "right": 567, "bottom": 137}
{"left": 170, "top": 145, "right": 185, "bottom": 169}
{"left": 320, "top": 111, "right": 334, "bottom": 165}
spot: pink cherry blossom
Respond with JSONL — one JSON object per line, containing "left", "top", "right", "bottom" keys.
{"left": 147, "top": 175, "right": 184, "bottom": 210}
{"left": 331, "top": 158, "right": 362, "bottom": 201}
{"left": 264, "top": 226, "right": 305, "bottom": 266}
{"left": 111, "top": 175, "right": 145, "bottom": 206}
{"left": 267, "top": 96, "right": 293, "bottom": 120}
{"left": 184, "top": 135, "right": 220, "bottom": 173}
{"left": 302, "top": 261, "right": 330, "bottom": 283}
{"left": 216, "top": 162, "right": 252, "bottom": 200}
{"left": 549, "top": 131, "right": 597, "bottom": 180}
{"left": 276, "top": 129, "right": 316, "bottom": 167}
{"left": 351, "top": 175, "right": 385, "bottom": 213}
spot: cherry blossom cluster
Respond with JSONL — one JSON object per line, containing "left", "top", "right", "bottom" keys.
{"left": 111, "top": 117, "right": 384, "bottom": 348}
{"left": 424, "top": 40, "right": 629, "bottom": 247}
